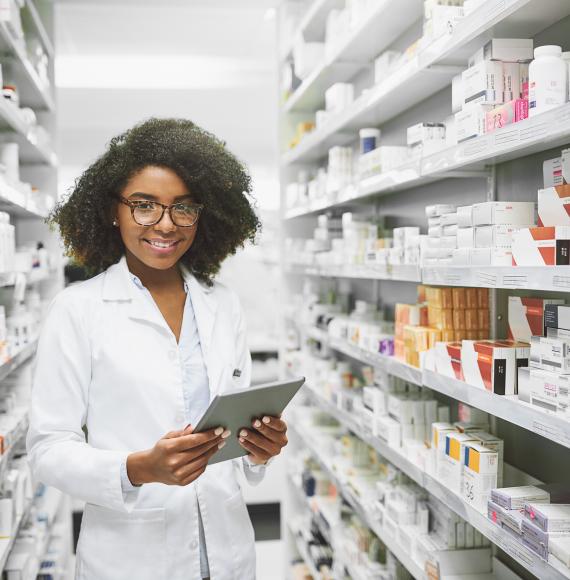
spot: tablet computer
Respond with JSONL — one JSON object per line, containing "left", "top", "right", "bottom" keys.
{"left": 194, "top": 376, "right": 305, "bottom": 465}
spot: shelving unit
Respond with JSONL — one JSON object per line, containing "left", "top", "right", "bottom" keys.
{"left": 280, "top": 0, "right": 570, "bottom": 578}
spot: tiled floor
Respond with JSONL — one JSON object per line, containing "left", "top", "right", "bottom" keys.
{"left": 256, "top": 540, "right": 285, "bottom": 580}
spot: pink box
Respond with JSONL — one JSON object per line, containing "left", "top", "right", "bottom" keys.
{"left": 485, "top": 99, "right": 529, "bottom": 133}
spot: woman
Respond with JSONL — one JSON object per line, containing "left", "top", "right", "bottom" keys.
{"left": 26, "top": 118, "right": 288, "bottom": 580}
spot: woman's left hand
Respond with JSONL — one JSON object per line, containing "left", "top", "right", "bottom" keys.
{"left": 238, "top": 415, "right": 288, "bottom": 465}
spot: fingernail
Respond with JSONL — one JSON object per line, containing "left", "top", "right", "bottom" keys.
{"left": 222, "top": 430, "right": 231, "bottom": 439}
{"left": 253, "top": 420, "right": 261, "bottom": 428}
{"left": 214, "top": 427, "right": 224, "bottom": 436}
{"left": 239, "top": 437, "right": 245, "bottom": 443}
{"left": 262, "top": 417, "right": 270, "bottom": 424}
{"left": 218, "top": 441, "right": 226, "bottom": 449}
{"left": 240, "top": 430, "right": 248, "bottom": 438}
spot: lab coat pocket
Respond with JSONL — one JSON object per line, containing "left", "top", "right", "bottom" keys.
{"left": 76, "top": 504, "right": 166, "bottom": 580}
{"left": 225, "top": 490, "right": 256, "bottom": 580}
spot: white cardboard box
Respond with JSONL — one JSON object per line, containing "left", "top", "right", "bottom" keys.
{"left": 538, "top": 184, "right": 570, "bottom": 226}
{"left": 455, "top": 104, "right": 493, "bottom": 142}
{"left": 469, "top": 39, "right": 534, "bottom": 67}
{"left": 472, "top": 201, "right": 536, "bottom": 226}
{"left": 508, "top": 296, "right": 565, "bottom": 343}
{"left": 512, "top": 226, "right": 570, "bottom": 266}
{"left": 462, "top": 60, "right": 504, "bottom": 106}
{"left": 461, "top": 340, "right": 517, "bottom": 394}
{"left": 475, "top": 224, "right": 526, "bottom": 248}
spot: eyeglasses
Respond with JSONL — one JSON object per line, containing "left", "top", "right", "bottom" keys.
{"left": 117, "top": 197, "right": 203, "bottom": 227}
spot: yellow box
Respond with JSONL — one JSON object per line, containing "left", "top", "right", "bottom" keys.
{"left": 465, "top": 309, "right": 478, "bottom": 330}
{"left": 453, "top": 309, "right": 466, "bottom": 330}
{"left": 452, "top": 288, "right": 466, "bottom": 310}
{"left": 478, "top": 288, "right": 489, "bottom": 308}
{"left": 478, "top": 309, "right": 489, "bottom": 330}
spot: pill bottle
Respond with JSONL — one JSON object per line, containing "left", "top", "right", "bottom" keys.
{"left": 529, "top": 45, "right": 567, "bottom": 117}
{"left": 359, "top": 128, "right": 381, "bottom": 155}
{"left": 562, "top": 51, "right": 570, "bottom": 100}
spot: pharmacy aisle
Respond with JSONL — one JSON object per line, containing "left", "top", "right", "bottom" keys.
{"left": 0, "top": 1, "right": 73, "bottom": 579}
{"left": 279, "top": 1, "right": 570, "bottom": 579}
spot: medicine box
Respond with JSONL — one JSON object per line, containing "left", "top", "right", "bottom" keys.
{"left": 538, "top": 184, "right": 570, "bottom": 226}
{"left": 455, "top": 104, "right": 493, "bottom": 142}
{"left": 457, "top": 227, "right": 475, "bottom": 248}
{"left": 471, "top": 432, "right": 504, "bottom": 486}
{"left": 462, "top": 60, "right": 504, "bottom": 106}
{"left": 462, "top": 443, "right": 498, "bottom": 513}
{"left": 545, "top": 304, "right": 570, "bottom": 332}
{"left": 511, "top": 226, "right": 570, "bottom": 266}
{"left": 468, "top": 39, "right": 534, "bottom": 66}
{"left": 435, "top": 341, "right": 463, "bottom": 380}
{"left": 485, "top": 98, "right": 528, "bottom": 133}
{"left": 475, "top": 224, "right": 525, "bottom": 248}
{"left": 522, "top": 518, "right": 557, "bottom": 559}
{"left": 550, "top": 536, "right": 570, "bottom": 568}
{"left": 457, "top": 206, "right": 473, "bottom": 227}
{"left": 530, "top": 336, "right": 570, "bottom": 373}
{"left": 438, "top": 432, "right": 478, "bottom": 494}
{"left": 470, "top": 247, "right": 513, "bottom": 266}
{"left": 407, "top": 122, "right": 445, "bottom": 146}
{"left": 491, "top": 485, "right": 550, "bottom": 510}
{"left": 472, "top": 201, "right": 535, "bottom": 226}
{"left": 525, "top": 503, "right": 570, "bottom": 533}
{"left": 529, "top": 367, "right": 570, "bottom": 415}
{"left": 461, "top": 340, "right": 517, "bottom": 394}
{"left": 543, "top": 157, "right": 565, "bottom": 189}
{"left": 508, "top": 296, "right": 565, "bottom": 343}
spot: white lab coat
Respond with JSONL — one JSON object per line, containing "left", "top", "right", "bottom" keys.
{"left": 26, "top": 256, "right": 264, "bottom": 580}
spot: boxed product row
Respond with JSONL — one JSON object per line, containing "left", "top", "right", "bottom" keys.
{"left": 488, "top": 484, "right": 570, "bottom": 568}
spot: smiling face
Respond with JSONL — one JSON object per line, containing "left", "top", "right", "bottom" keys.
{"left": 115, "top": 165, "right": 199, "bottom": 272}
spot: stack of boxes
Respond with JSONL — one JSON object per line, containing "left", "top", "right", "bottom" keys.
{"left": 357, "top": 145, "right": 409, "bottom": 180}
{"left": 518, "top": 302, "right": 570, "bottom": 416}
{"left": 512, "top": 149, "right": 570, "bottom": 266}
{"left": 488, "top": 485, "right": 570, "bottom": 568}
{"left": 432, "top": 416, "right": 503, "bottom": 514}
{"left": 397, "top": 285, "right": 490, "bottom": 368}
{"left": 453, "top": 39, "right": 533, "bottom": 142}
{"left": 425, "top": 201, "right": 536, "bottom": 266}
{"left": 407, "top": 122, "right": 446, "bottom": 159}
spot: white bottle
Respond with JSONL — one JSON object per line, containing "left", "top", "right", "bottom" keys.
{"left": 563, "top": 52, "right": 570, "bottom": 100}
{"left": 529, "top": 45, "right": 567, "bottom": 117}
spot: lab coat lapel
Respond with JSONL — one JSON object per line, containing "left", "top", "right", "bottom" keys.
{"left": 101, "top": 256, "right": 174, "bottom": 336}
{"left": 182, "top": 269, "right": 221, "bottom": 398}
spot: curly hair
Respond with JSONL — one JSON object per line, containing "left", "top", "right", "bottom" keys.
{"left": 50, "top": 117, "right": 261, "bottom": 286}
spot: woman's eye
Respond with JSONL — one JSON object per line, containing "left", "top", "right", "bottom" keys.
{"left": 135, "top": 202, "right": 156, "bottom": 211}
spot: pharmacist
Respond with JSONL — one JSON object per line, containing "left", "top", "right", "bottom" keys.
{"left": 26, "top": 118, "right": 288, "bottom": 580}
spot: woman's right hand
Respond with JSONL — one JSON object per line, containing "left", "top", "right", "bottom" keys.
{"left": 126, "top": 425, "right": 231, "bottom": 486}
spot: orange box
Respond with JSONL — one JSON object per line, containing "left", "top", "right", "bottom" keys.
{"left": 417, "top": 285, "right": 427, "bottom": 303}
{"left": 478, "top": 288, "right": 489, "bottom": 308}
{"left": 478, "top": 330, "right": 489, "bottom": 340}
{"left": 427, "top": 287, "right": 443, "bottom": 307}
{"left": 465, "top": 309, "right": 478, "bottom": 330}
{"left": 420, "top": 304, "right": 429, "bottom": 327}
{"left": 442, "top": 288, "right": 454, "bottom": 309}
{"left": 395, "top": 338, "right": 405, "bottom": 359}
{"left": 466, "top": 288, "right": 478, "bottom": 309}
{"left": 453, "top": 309, "right": 466, "bottom": 330}
{"left": 478, "top": 309, "right": 490, "bottom": 330}
{"left": 466, "top": 330, "right": 479, "bottom": 340}
{"left": 452, "top": 288, "right": 467, "bottom": 310}
{"left": 442, "top": 329, "right": 456, "bottom": 342}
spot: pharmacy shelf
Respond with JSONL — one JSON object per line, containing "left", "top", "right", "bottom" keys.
{"left": 283, "top": 163, "right": 488, "bottom": 219}
{"left": 0, "top": 177, "right": 49, "bottom": 218}
{"left": 327, "top": 335, "right": 423, "bottom": 386}
{"left": 423, "top": 369, "right": 570, "bottom": 449}
{"left": 284, "top": 0, "right": 424, "bottom": 113}
{"left": 290, "top": 420, "right": 425, "bottom": 580}
{"left": 0, "top": 98, "right": 56, "bottom": 165}
{"left": 283, "top": 63, "right": 460, "bottom": 164}
{"left": 0, "top": 497, "right": 34, "bottom": 574}
{"left": 284, "top": 103, "right": 570, "bottom": 219}
{"left": 309, "top": 328, "right": 570, "bottom": 449}
{"left": 297, "top": 0, "right": 345, "bottom": 41}
{"left": 303, "top": 385, "right": 570, "bottom": 580}
{"left": 422, "top": 103, "right": 570, "bottom": 178}
{"left": 0, "top": 22, "right": 54, "bottom": 111}
{"left": 0, "top": 340, "right": 38, "bottom": 383}
{"left": 289, "top": 474, "right": 334, "bottom": 545}
{"left": 282, "top": 0, "right": 570, "bottom": 166}
{"left": 289, "top": 522, "right": 323, "bottom": 580}
{"left": 23, "top": 0, "right": 55, "bottom": 59}
{"left": 286, "top": 263, "right": 422, "bottom": 282}
{"left": 422, "top": 265, "right": 570, "bottom": 292}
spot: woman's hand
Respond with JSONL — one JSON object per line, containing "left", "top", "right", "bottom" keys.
{"left": 127, "top": 425, "right": 231, "bottom": 486}
{"left": 238, "top": 415, "right": 288, "bottom": 465}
